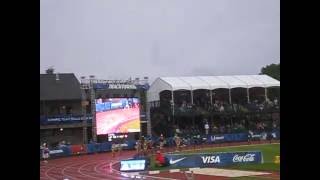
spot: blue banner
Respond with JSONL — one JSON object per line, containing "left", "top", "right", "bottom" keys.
{"left": 40, "top": 115, "right": 93, "bottom": 124}
{"left": 44, "top": 146, "right": 71, "bottom": 158}
{"left": 94, "top": 83, "right": 109, "bottom": 89}
{"left": 92, "top": 83, "right": 149, "bottom": 90}
{"left": 208, "top": 133, "right": 248, "bottom": 143}
{"left": 165, "top": 151, "right": 262, "bottom": 168}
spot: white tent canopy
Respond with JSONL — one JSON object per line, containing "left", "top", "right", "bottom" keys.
{"left": 147, "top": 75, "right": 280, "bottom": 102}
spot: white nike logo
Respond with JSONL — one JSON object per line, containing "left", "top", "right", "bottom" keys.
{"left": 169, "top": 157, "right": 186, "bottom": 164}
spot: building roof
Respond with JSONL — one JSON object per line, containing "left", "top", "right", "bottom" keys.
{"left": 40, "top": 73, "right": 81, "bottom": 101}
{"left": 147, "top": 75, "right": 280, "bottom": 102}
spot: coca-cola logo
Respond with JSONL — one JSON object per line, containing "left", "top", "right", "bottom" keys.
{"left": 233, "top": 154, "right": 255, "bottom": 162}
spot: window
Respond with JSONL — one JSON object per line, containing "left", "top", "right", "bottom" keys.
{"left": 66, "top": 106, "right": 72, "bottom": 115}
{"left": 49, "top": 106, "right": 59, "bottom": 115}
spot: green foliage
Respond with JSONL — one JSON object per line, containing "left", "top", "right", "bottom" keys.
{"left": 260, "top": 63, "right": 280, "bottom": 80}
{"left": 46, "top": 67, "right": 55, "bottom": 74}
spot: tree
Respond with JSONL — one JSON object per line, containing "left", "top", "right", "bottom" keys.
{"left": 260, "top": 63, "right": 280, "bottom": 80}
{"left": 46, "top": 67, "right": 55, "bottom": 74}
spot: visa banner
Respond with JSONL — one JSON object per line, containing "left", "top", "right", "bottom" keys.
{"left": 165, "top": 151, "right": 262, "bottom": 168}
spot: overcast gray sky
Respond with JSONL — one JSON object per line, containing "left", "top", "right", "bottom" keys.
{"left": 40, "top": 0, "right": 279, "bottom": 82}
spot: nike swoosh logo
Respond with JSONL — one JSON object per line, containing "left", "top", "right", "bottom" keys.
{"left": 169, "top": 157, "right": 186, "bottom": 164}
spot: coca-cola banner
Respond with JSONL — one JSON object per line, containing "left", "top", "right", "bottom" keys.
{"left": 165, "top": 151, "right": 262, "bottom": 168}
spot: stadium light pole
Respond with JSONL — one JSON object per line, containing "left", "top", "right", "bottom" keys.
{"left": 80, "top": 76, "right": 88, "bottom": 144}
{"left": 89, "top": 75, "right": 97, "bottom": 142}
{"left": 264, "top": 87, "right": 268, "bottom": 101}
{"left": 146, "top": 101, "right": 152, "bottom": 136}
{"left": 228, "top": 88, "right": 232, "bottom": 104}
{"left": 190, "top": 90, "right": 194, "bottom": 105}
{"left": 247, "top": 88, "right": 250, "bottom": 103}
{"left": 171, "top": 90, "right": 175, "bottom": 127}
{"left": 210, "top": 90, "right": 213, "bottom": 105}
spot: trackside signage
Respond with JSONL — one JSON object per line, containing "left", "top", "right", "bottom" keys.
{"left": 165, "top": 151, "right": 262, "bottom": 168}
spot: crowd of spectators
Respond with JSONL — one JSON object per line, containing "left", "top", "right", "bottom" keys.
{"left": 164, "top": 117, "right": 280, "bottom": 138}
{"left": 171, "top": 98, "right": 280, "bottom": 115}
{"left": 152, "top": 94, "right": 280, "bottom": 142}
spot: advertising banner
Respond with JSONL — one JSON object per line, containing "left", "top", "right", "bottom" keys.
{"left": 47, "top": 146, "right": 71, "bottom": 157}
{"left": 41, "top": 115, "right": 93, "bottom": 123}
{"left": 165, "top": 151, "right": 262, "bottom": 168}
{"left": 209, "top": 133, "right": 248, "bottom": 143}
{"left": 120, "top": 159, "right": 146, "bottom": 171}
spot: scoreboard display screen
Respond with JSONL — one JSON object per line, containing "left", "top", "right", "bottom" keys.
{"left": 95, "top": 98, "right": 140, "bottom": 135}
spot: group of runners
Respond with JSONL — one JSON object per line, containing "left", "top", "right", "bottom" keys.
{"left": 40, "top": 133, "right": 182, "bottom": 167}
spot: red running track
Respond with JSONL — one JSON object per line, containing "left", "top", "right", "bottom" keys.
{"left": 40, "top": 140, "right": 280, "bottom": 180}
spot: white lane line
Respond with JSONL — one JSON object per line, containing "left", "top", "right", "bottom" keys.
{"left": 169, "top": 169, "right": 180, "bottom": 173}
{"left": 44, "top": 161, "right": 75, "bottom": 180}
{"left": 39, "top": 176, "right": 51, "bottom": 180}
{"left": 110, "top": 160, "right": 179, "bottom": 180}
{"left": 78, "top": 161, "right": 119, "bottom": 180}
{"left": 149, "top": 170, "right": 160, "bottom": 174}
{"left": 61, "top": 160, "right": 91, "bottom": 180}
{"left": 249, "top": 175, "right": 279, "bottom": 179}
{"left": 93, "top": 161, "right": 110, "bottom": 174}
{"left": 189, "top": 167, "right": 200, "bottom": 171}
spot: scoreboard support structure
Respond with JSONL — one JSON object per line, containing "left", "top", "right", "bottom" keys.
{"left": 80, "top": 76, "right": 150, "bottom": 142}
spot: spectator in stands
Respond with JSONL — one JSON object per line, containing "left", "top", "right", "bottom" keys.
{"left": 272, "top": 120, "right": 279, "bottom": 130}
{"left": 212, "top": 124, "right": 218, "bottom": 134}
{"left": 111, "top": 139, "right": 120, "bottom": 157}
{"left": 256, "top": 122, "right": 264, "bottom": 132}
{"left": 238, "top": 123, "right": 245, "bottom": 132}
{"left": 226, "top": 124, "right": 232, "bottom": 133}
{"left": 111, "top": 139, "right": 123, "bottom": 157}
{"left": 175, "top": 127, "right": 181, "bottom": 134}
{"left": 187, "top": 103, "right": 192, "bottom": 109}
{"left": 262, "top": 122, "right": 266, "bottom": 131}
{"left": 155, "top": 151, "right": 169, "bottom": 167}
{"left": 266, "top": 98, "right": 271, "bottom": 105}
{"left": 258, "top": 103, "right": 264, "bottom": 111}
{"left": 266, "top": 132, "right": 273, "bottom": 143}
{"left": 140, "top": 136, "right": 145, "bottom": 155}
{"left": 58, "top": 140, "right": 66, "bottom": 148}
{"left": 159, "top": 134, "right": 165, "bottom": 150}
{"left": 174, "top": 134, "right": 182, "bottom": 152}
{"left": 146, "top": 139, "right": 153, "bottom": 154}
{"left": 213, "top": 102, "right": 219, "bottom": 111}
{"left": 248, "top": 130, "right": 253, "bottom": 144}
{"left": 233, "top": 123, "right": 238, "bottom": 133}
{"left": 135, "top": 137, "right": 143, "bottom": 156}
{"left": 135, "top": 140, "right": 140, "bottom": 153}
{"left": 96, "top": 98, "right": 102, "bottom": 104}
{"left": 219, "top": 105, "right": 225, "bottom": 112}
{"left": 41, "top": 143, "right": 50, "bottom": 163}
{"left": 233, "top": 104, "right": 238, "bottom": 112}
{"left": 142, "top": 139, "right": 148, "bottom": 156}
{"left": 220, "top": 125, "right": 225, "bottom": 134}
{"left": 204, "top": 122, "right": 209, "bottom": 135}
